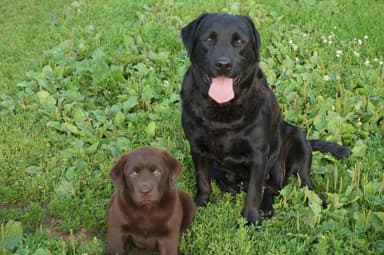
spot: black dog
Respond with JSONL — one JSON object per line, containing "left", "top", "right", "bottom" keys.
{"left": 180, "top": 13, "right": 349, "bottom": 225}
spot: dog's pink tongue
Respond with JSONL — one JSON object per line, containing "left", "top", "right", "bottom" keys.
{"left": 208, "top": 77, "right": 234, "bottom": 103}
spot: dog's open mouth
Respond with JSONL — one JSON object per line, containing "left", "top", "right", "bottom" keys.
{"left": 208, "top": 77, "right": 234, "bottom": 104}
{"left": 209, "top": 75, "right": 244, "bottom": 104}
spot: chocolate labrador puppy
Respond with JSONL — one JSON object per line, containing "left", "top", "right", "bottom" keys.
{"left": 180, "top": 13, "right": 349, "bottom": 225}
{"left": 107, "top": 147, "right": 195, "bottom": 255}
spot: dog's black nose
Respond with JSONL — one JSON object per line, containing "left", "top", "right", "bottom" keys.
{"left": 215, "top": 57, "right": 232, "bottom": 73}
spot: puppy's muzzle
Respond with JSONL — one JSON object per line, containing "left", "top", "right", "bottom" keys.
{"left": 139, "top": 183, "right": 153, "bottom": 194}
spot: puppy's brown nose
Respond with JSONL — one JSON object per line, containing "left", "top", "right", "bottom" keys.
{"left": 139, "top": 183, "right": 153, "bottom": 194}
{"left": 215, "top": 57, "right": 232, "bottom": 73}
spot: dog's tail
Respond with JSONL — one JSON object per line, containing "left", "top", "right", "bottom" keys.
{"left": 309, "top": 139, "right": 351, "bottom": 159}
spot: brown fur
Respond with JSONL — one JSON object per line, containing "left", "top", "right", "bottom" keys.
{"left": 106, "top": 147, "right": 195, "bottom": 255}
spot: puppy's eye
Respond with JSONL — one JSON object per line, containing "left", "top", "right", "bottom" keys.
{"left": 128, "top": 170, "right": 139, "bottom": 177}
{"left": 153, "top": 169, "right": 162, "bottom": 176}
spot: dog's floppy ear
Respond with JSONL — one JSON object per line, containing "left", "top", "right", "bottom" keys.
{"left": 243, "top": 16, "right": 261, "bottom": 62}
{"left": 181, "top": 13, "right": 209, "bottom": 57}
{"left": 109, "top": 153, "right": 128, "bottom": 190}
{"left": 162, "top": 150, "right": 182, "bottom": 183}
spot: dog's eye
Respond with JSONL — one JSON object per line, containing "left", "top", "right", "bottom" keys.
{"left": 152, "top": 169, "right": 162, "bottom": 176}
{"left": 128, "top": 170, "right": 139, "bottom": 177}
{"left": 234, "top": 39, "right": 246, "bottom": 46}
{"left": 203, "top": 37, "right": 214, "bottom": 44}
{"left": 202, "top": 33, "right": 216, "bottom": 45}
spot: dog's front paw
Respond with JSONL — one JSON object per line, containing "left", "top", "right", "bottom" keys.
{"left": 195, "top": 193, "right": 210, "bottom": 206}
{"left": 243, "top": 208, "right": 262, "bottom": 226}
{"left": 261, "top": 209, "right": 274, "bottom": 219}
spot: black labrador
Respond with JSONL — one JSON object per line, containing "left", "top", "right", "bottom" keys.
{"left": 180, "top": 13, "right": 350, "bottom": 225}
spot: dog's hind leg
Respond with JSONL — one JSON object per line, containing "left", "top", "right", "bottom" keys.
{"left": 296, "top": 148, "right": 314, "bottom": 190}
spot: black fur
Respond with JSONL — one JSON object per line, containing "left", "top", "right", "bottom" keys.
{"left": 180, "top": 13, "right": 350, "bottom": 225}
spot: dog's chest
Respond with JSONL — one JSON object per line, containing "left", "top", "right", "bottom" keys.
{"left": 194, "top": 131, "right": 254, "bottom": 166}
{"left": 124, "top": 214, "right": 170, "bottom": 249}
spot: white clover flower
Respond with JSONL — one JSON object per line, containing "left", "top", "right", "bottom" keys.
{"left": 364, "top": 60, "right": 370, "bottom": 66}
{"left": 353, "top": 51, "right": 360, "bottom": 57}
{"left": 358, "top": 39, "right": 363, "bottom": 46}
{"left": 295, "top": 57, "right": 299, "bottom": 62}
{"left": 380, "top": 61, "right": 383, "bottom": 65}
{"left": 336, "top": 50, "right": 343, "bottom": 57}
{"left": 374, "top": 58, "right": 379, "bottom": 62}
{"left": 292, "top": 44, "right": 298, "bottom": 51}
{"left": 323, "top": 75, "right": 330, "bottom": 81}
{"left": 323, "top": 39, "right": 328, "bottom": 44}
{"left": 364, "top": 35, "right": 368, "bottom": 40}
{"left": 289, "top": 39, "right": 293, "bottom": 44}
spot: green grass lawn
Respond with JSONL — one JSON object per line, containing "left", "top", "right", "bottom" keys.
{"left": 1, "top": 0, "right": 383, "bottom": 254}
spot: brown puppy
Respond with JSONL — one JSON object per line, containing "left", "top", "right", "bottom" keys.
{"left": 106, "top": 147, "right": 195, "bottom": 255}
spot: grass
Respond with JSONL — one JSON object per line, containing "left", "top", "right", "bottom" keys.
{"left": 0, "top": 0, "right": 383, "bottom": 254}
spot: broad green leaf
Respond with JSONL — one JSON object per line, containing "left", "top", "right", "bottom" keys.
{"left": 36, "top": 90, "right": 56, "bottom": 110}
{"left": 61, "top": 123, "right": 80, "bottom": 135}
{"left": 369, "top": 212, "right": 384, "bottom": 232}
{"left": 32, "top": 248, "right": 50, "bottom": 255}
{"left": 142, "top": 86, "right": 155, "bottom": 105}
{"left": 0, "top": 221, "right": 23, "bottom": 251}
{"left": 55, "top": 179, "right": 75, "bottom": 197}
{"left": 73, "top": 107, "right": 87, "bottom": 124}
{"left": 374, "top": 240, "right": 384, "bottom": 252}
{"left": 313, "top": 111, "right": 327, "bottom": 131}
{"left": 145, "top": 121, "right": 156, "bottom": 137}
{"left": 304, "top": 188, "right": 322, "bottom": 216}
{"left": 351, "top": 140, "right": 367, "bottom": 157}
{"left": 46, "top": 121, "right": 62, "bottom": 131}
{"left": 327, "top": 111, "right": 343, "bottom": 131}
{"left": 85, "top": 141, "right": 99, "bottom": 154}
{"left": 134, "top": 63, "right": 150, "bottom": 76}
{"left": 92, "top": 47, "right": 104, "bottom": 61}
{"left": 147, "top": 51, "right": 169, "bottom": 62}
{"left": 42, "top": 65, "right": 54, "bottom": 79}
{"left": 123, "top": 96, "right": 138, "bottom": 111}
{"left": 109, "top": 104, "right": 121, "bottom": 114}
{"left": 114, "top": 111, "right": 125, "bottom": 127}
{"left": 25, "top": 165, "right": 41, "bottom": 175}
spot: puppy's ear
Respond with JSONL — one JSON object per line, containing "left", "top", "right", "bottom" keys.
{"left": 162, "top": 150, "right": 182, "bottom": 183}
{"left": 243, "top": 16, "right": 261, "bottom": 62}
{"left": 181, "top": 13, "right": 209, "bottom": 57}
{"left": 109, "top": 154, "right": 128, "bottom": 190}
